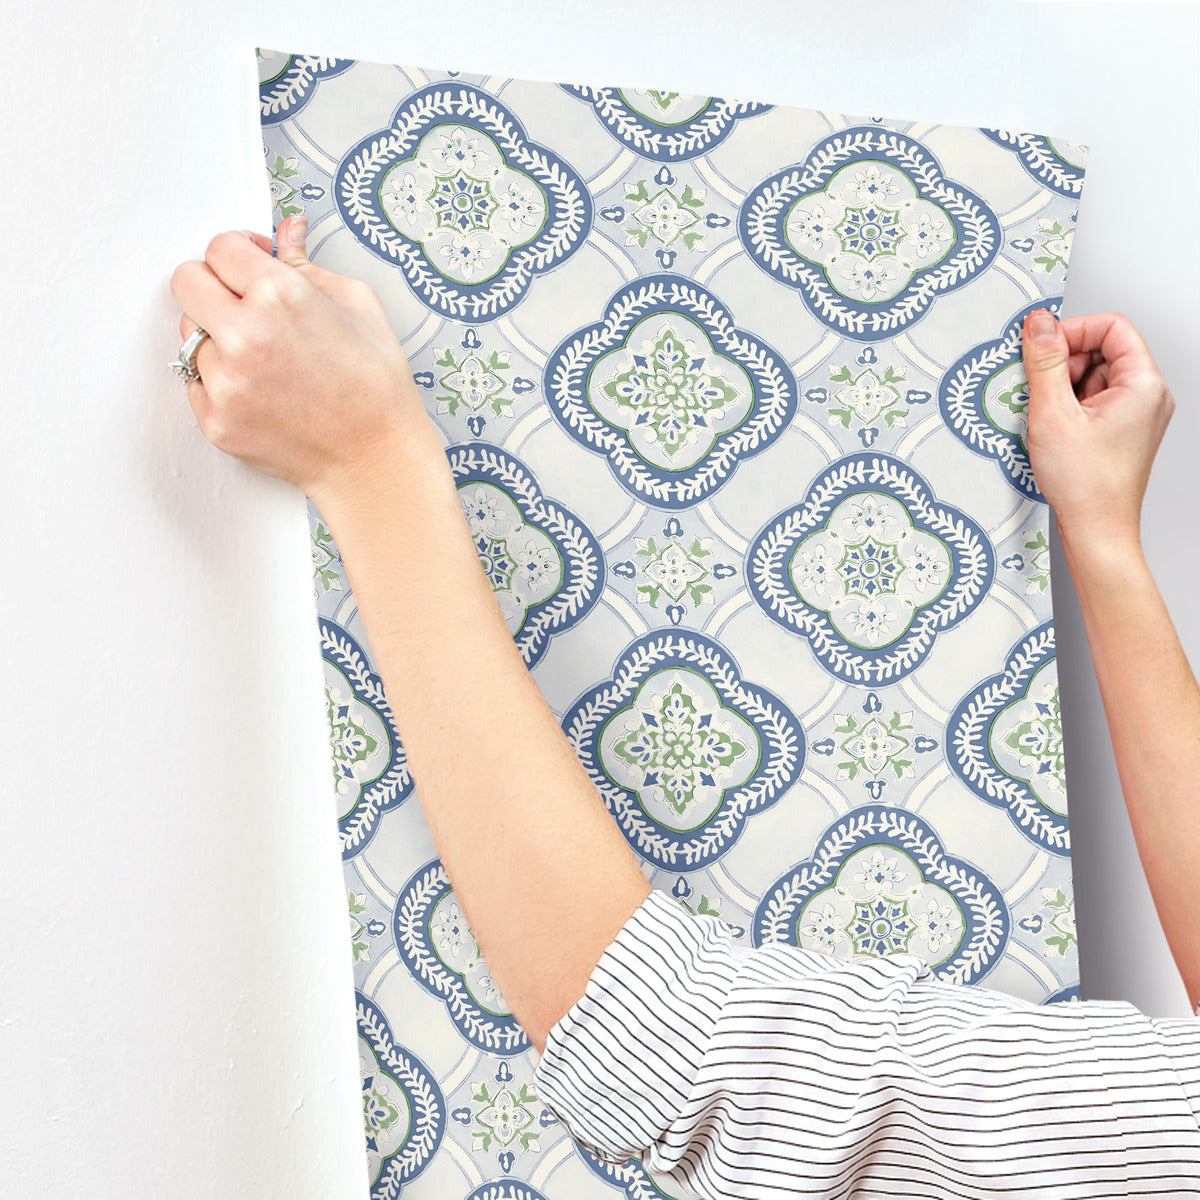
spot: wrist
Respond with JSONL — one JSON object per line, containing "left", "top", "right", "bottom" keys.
{"left": 313, "top": 420, "right": 454, "bottom": 532}
{"left": 1058, "top": 521, "right": 1148, "bottom": 585}
{"left": 1057, "top": 515, "right": 1144, "bottom": 565}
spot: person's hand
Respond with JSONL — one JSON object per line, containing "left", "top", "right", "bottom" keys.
{"left": 170, "top": 215, "right": 436, "bottom": 506}
{"left": 1021, "top": 309, "right": 1175, "bottom": 552}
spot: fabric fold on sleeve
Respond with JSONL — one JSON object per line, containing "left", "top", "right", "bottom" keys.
{"left": 530, "top": 887, "right": 933, "bottom": 1178}
{"left": 531, "top": 887, "right": 741, "bottom": 1168}
{"left": 531, "top": 887, "right": 1200, "bottom": 1200}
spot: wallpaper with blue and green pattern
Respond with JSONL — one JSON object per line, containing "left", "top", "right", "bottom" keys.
{"left": 258, "top": 49, "right": 1087, "bottom": 1200}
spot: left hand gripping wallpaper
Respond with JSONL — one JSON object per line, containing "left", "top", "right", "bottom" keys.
{"left": 257, "top": 48, "right": 1087, "bottom": 1200}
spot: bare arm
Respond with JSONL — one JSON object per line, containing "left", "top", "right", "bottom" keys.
{"left": 319, "top": 439, "right": 651, "bottom": 1053}
{"left": 1022, "top": 309, "right": 1199, "bottom": 1009}
{"left": 1060, "top": 532, "right": 1200, "bottom": 1010}
{"left": 169, "top": 224, "right": 1199, "bottom": 1050}
{"left": 170, "top": 221, "right": 650, "bottom": 1054}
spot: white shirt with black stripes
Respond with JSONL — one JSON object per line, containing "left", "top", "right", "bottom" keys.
{"left": 532, "top": 887, "right": 1200, "bottom": 1198}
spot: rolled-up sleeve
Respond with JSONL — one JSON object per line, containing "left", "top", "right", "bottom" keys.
{"left": 532, "top": 888, "right": 1200, "bottom": 1199}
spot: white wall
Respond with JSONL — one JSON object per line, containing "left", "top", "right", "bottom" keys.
{"left": 2, "top": 1, "right": 1197, "bottom": 1195}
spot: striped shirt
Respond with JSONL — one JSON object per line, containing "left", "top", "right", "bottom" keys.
{"left": 532, "top": 888, "right": 1200, "bottom": 1197}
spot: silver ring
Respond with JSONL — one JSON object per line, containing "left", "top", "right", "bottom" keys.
{"left": 168, "top": 327, "right": 211, "bottom": 383}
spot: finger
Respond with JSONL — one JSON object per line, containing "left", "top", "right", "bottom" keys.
{"left": 170, "top": 258, "right": 239, "bottom": 333}
{"left": 1077, "top": 361, "right": 1109, "bottom": 401}
{"left": 204, "top": 229, "right": 289, "bottom": 296}
{"left": 175, "top": 311, "right": 218, "bottom": 386}
{"left": 1064, "top": 313, "right": 1163, "bottom": 395}
{"left": 245, "top": 230, "right": 275, "bottom": 256}
{"left": 1021, "top": 309, "right": 1075, "bottom": 412}
{"left": 1067, "top": 350, "right": 1099, "bottom": 386}
{"left": 275, "top": 214, "right": 310, "bottom": 267}
{"left": 1059, "top": 312, "right": 1153, "bottom": 367}
{"left": 172, "top": 313, "right": 218, "bottom": 431}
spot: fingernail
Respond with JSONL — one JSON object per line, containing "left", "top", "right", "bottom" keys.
{"left": 287, "top": 216, "right": 308, "bottom": 246}
{"left": 1027, "top": 310, "right": 1057, "bottom": 340}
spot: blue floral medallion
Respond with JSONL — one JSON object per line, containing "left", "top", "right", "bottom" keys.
{"left": 337, "top": 83, "right": 591, "bottom": 320}
{"left": 451, "top": 444, "right": 604, "bottom": 667}
{"left": 739, "top": 128, "right": 1001, "bottom": 339}
{"left": 258, "top": 51, "right": 353, "bottom": 124}
{"left": 394, "top": 861, "right": 528, "bottom": 1055}
{"left": 947, "top": 620, "right": 1069, "bottom": 854}
{"left": 320, "top": 618, "right": 412, "bottom": 859}
{"left": 564, "top": 631, "right": 804, "bottom": 871}
{"left": 754, "top": 805, "right": 1009, "bottom": 985}
{"left": 545, "top": 274, "right": 797, "bottom": 508}
{"left": 746, "top": 453, "right": 995, "bottom": 684}
{"left": 561, "top": 85, "right": 770, "bottom": 160}
{"left": 982, "top": 130, "right": 1088, "bottom": 198}
{"left": 939, "top": 298, "right": 1063, "bottom": 500}
{"left": 357, "top": 991, "right": 445, "bottom": 1199}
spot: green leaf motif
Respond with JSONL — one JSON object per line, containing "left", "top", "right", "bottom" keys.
{"left": 435, "top": 346, "right": 513, "bottom": 417}
{"left": 266, "top": 152, "right": 305, "bottom": 220}
{"left": 312, "top": 520, "right": 344, "bottom": 593}
{"left": 1030, "top": 218, "right": 1073, "bottom": 274}
{"left": 677, "top": 894, "right": 723, "bottom": 923}
{"left": 349, "top": 891, "right": 371, "bottom": 963}
{"left": 834, "top": 709, "right": 915, "bottom": 782}
{"left": 622, "top": 180, "right": 706, "bottom": 251}
{"left": 826, "top": 362, "right": 908, "bottom": 431}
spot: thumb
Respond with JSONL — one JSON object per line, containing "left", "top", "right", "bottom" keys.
{"left": 276, "top": 214, "right": 310, "bottom": 267}
{"left": 1021, "top": 309, "right": 1073, "bottom": 410}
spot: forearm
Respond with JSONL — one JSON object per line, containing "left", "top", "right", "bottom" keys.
{"left": 317, "top": 426, "right": 650, "bottom": 1054}
{"left": 1061, "top": 527, "right": 1200, "bottom": 1008}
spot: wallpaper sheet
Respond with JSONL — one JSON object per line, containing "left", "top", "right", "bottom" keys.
{"left": 257, "top": 49, "right": 1088, "bottom": 1200}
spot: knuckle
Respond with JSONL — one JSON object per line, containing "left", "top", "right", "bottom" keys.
{"left": 1026, "top": 341, "right": 1066, "bottom": 371}
{"left": 247, "top": 275, "right": 277, "bottom": 306}
{"left": 277, "top": 272, "right": 308, "bottom": 306}
{"left": 205, "top": 230, "right": 237, "bottom": 263}
{"left": 170, "top": 259, "right": 200, "bottom": 300}
{"left": 217, "top": 326, "right": 248, "bottom": 363}
{"left": 1111, "top": 311, "right": 1134, "bottom": 336}
{"left": 248, "top": 272, "right": 301, "bottom": 309}
{"left": 202, "top": 414, "right": 228, "bottom": 449}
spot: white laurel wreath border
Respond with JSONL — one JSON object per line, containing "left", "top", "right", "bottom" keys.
{"left": 338, "top": 85, "right": 590, "bottom": 321}
{"left": 755, "top": 807, "right": 1008, "bottom": 986}
{"left": 746, "top": 455, "right": 993, "bottom": 684}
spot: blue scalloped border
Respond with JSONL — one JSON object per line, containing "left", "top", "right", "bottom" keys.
{"left": 746, "top": 452, "right": 996, "bottom": 685}
{"left": 946, "top": 619, "right": 1070, "bottom": 855}
{"left": 357, "top": 990, "right": 445, "bottom": 1199}
{"left": 321, "top": 618, "right": 413, "bottom": 860}
{"left": 754, "top": 804, "right": 1010, "bottom": 986}
{"left": 450, "top": 443, "right": 604, "bottom": 667}
{"left": 544, "top": 273, "right": 797, "bottom": 508}
{"left": 739, "top": 127, "right": 1001, "bottom": 340}
{"left": 563, "top": 629, "right": 805, "bottom": 871}
{"left": 336, "top": 82, "right": 592, "bottom": 321}
{"left": 560, "top": 85, "right": 770, "bottom": 161}
{"left": 394, "top": 861, "right": 530, "bottom": 1055}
